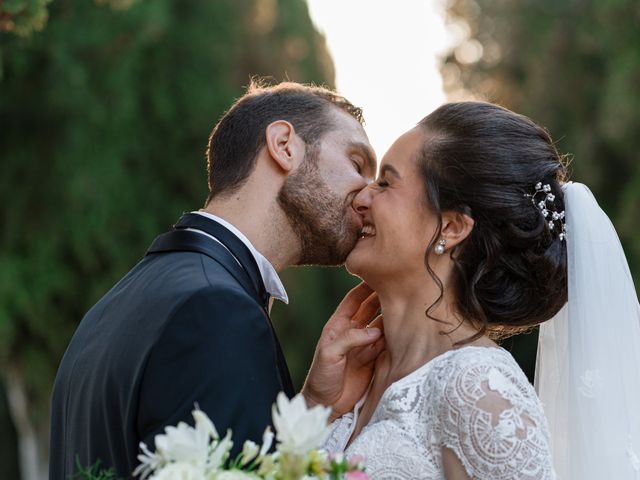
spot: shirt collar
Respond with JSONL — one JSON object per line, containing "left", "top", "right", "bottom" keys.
{"left": 191, "top": 211, "right": 288, "bottom": 304}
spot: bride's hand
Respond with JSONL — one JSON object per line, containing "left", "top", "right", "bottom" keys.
{"left": 301, "top": 283, "right": 385, "bottom": 419}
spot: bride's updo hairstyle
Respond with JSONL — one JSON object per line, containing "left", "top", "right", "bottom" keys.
{"left": 417, "top": 102, "right": 568, "bottom": 340}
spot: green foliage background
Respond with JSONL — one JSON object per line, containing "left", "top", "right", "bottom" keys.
{"left": 0, "top": 0, "right": 349, "bottom": 475}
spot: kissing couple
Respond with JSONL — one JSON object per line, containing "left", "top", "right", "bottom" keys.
{"left": 50, "top": 81, "right": 640, "bottom": 479}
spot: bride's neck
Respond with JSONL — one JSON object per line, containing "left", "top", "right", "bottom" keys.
{"left": 376, "top": 287, "right": 477, "bottom": 382}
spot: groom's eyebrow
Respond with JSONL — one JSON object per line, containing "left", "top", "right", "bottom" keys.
{"left": 349, "top": 141, "right": 377, "bottom": 174}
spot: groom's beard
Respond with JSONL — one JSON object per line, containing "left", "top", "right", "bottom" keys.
{"left": 277, "top": 149, "right": 359, "bottom": 266}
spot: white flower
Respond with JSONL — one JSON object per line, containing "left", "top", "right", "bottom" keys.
{"left": 239, "top": 440, "right": 259, "bottom": 466}
{"left": 215, "top": 470, "right": 261, "bottom": 480}
{"left": 148, "top": 462, "right": 206, "bottom": 480}
{"left": 256, "top": 451, "right": 278, "bottom": 478}
{"left": 208, "top": 429, "right": 234, "bottom": 471}
{"left": 272, "top": 392, "right": 331, "bottom": 455}
{"left": 259, "top": 427, "right": 274, "bottom": 457}
{"left": 155, "top": 421, "right": 209, "bottom": 467}
{"left": 134, "top": 441, "right": 166, "bottom": 479}
{"left": 194, "top": 408, "right": 219, "bottom": 440}
{"left": 135, "top": 407, "right": 220, "bottom": 478}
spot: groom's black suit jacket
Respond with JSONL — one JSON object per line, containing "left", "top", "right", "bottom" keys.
{"left": 49, "top": 213, "right": 294, "bottom": 479}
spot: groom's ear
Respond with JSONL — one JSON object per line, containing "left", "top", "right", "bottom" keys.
{"left": 440, "top": 211, "right": 475, "bottom": 250}
{"left": 265, "top": 120, "right": 304, "bottom": 173}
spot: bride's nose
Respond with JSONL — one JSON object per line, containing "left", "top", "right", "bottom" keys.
{"left": 352, "top": 185, "right": 373, "bottom": 213}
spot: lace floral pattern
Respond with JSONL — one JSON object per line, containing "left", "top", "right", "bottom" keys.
{"left": 325, "top": 347, "right": 555, "bottom": 480}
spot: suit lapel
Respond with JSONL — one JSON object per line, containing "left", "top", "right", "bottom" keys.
{"left": 147, "top": 216, "right": 296, "bottom": 397}
{"left": 174, "top": 213, "right": 269, "bottom": 307}
{"left": 146, "top": 229, "right": 257, "bottom": 298}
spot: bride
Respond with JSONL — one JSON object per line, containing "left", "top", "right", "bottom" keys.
{"left": 322, "top": 102, "right": 640, "bottom": 479}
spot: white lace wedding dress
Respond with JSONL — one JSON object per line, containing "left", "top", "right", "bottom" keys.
{"left": 324, "top": 346, "right": 555, "bottom": 479}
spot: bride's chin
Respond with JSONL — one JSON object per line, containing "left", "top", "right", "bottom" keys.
{"left": 345, "top": 250, "right": 373, "bottom": 280}
{"left": 344, "top": 255, "right": 359, "bottom": 276}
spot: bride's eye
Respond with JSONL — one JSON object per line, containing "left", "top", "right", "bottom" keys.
{"left": 376, "top": 179, "right": 389, "bottom": 188}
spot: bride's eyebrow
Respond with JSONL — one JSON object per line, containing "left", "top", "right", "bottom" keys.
{"left": 380, "top": 164, "right": 401, "bottom": 179}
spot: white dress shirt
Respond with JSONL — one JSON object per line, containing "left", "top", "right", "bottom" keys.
{"left": 186, "top": 211, "right": 288, "bottom": 307}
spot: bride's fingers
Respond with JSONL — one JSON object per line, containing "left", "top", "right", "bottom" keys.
{"left": 320, "top": 285, "right": 378, "bottom": 351}
{"left": 324, "top": 324, "right": 382, "bottom": 359}
{"left": 353, "top": 336, "right": 385, "bottom": 365}
{"left": 351, "top": 292, "right": 380, "bottom": 328}
{"left": 351, "top": 314, "right": 384, "bottom": 335}
{"left": 366, "top": 314, "right": 384, "bottom": 333}
{"left": 347, "top": 315, "right": 384, "bottom": 357}
{"left": 331, "top": 283, "right": 374, "bottom": 322}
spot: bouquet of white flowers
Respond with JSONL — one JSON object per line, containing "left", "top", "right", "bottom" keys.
{"left": 127, "top": 392, "right": 367, "bottom": 480}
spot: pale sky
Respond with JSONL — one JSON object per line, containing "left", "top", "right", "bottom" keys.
{"left": 306, "top": 0, "right": 453, "bottom": 159}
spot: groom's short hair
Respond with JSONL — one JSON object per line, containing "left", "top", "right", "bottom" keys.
{"left": 205, "top": 80, "right": 364, "bottom": 202}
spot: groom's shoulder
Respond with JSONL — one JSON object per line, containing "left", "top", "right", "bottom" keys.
{"left": 122, "top": 248, "right": 250, "bottom": 303}
{"left": 82, "top": 251, "right": 257, "bottom": 338}
{"left": 150, "top": 253, "right": 264, "bottom": 324}
{"left": 141, "top": 247, "right": 238, "bottom": 286}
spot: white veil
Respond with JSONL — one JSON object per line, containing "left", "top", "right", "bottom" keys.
{"left": 535, "top": 182, "right": 640, "bottom": 478}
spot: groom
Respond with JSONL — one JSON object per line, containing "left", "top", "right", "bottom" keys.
{"left": 49, "top": 81, "right": 382, "bottom": 479}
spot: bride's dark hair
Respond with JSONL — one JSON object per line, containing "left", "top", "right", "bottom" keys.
{"left": 417, "top": 102, "right": 568, "bottom": 341}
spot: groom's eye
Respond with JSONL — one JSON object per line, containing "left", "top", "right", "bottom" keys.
{"left": 376, "top": 179, "right": 389, "bottom": 188}
{"left": 352, "top": 159, "right": 363, "bottom": 174}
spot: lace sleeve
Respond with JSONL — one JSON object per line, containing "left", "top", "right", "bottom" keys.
{"left": 323, "top": 412, "right": 355, "bottom": 453}
{"left": 435, "top": 351, "right": 555, "bottom": 480}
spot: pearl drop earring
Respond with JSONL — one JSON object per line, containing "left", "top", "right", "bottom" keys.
{"left": 434, "top": 239, "right": 446, "bottom": 255}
